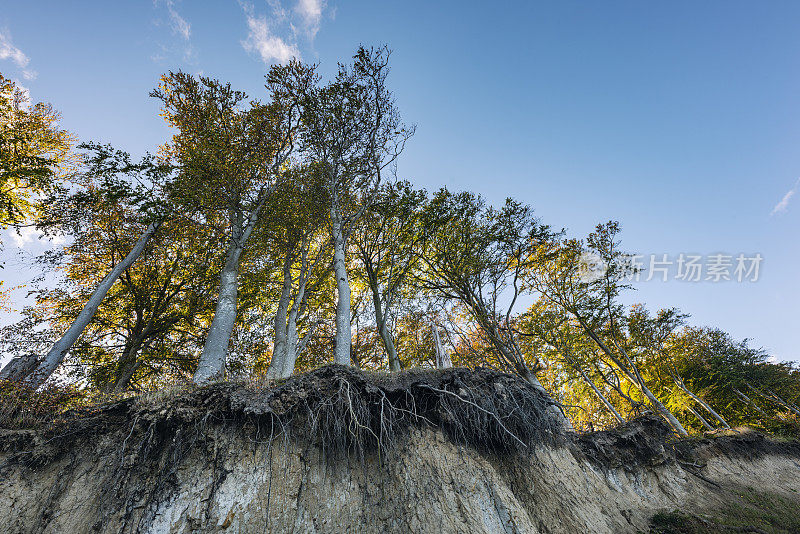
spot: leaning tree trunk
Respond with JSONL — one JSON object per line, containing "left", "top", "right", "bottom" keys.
{"left": 194, "top": 205, "right": 262, "bottom": 385}
{"left": 733, "top": 387, "right": 770, "bottom": 419}
{"left": 755, "top": 385, "right": 800, "bottom": 417}
{"left": 0, "top": 354, "right": 39, "bottom": 383}
{"left": 331, "top": 214, "right": 351, "bottom": 366}
{"left": 575, "top": 365, "right": 625, "bottom": 424}
{"left": 672, "top": 373, "right": 730, "bottom": 428}
{"left": 557, "top": 347, "right": 625, "bottom": 425}
{"left": 20, "top": 220, "right": 161, "bottom": 388}
{"left": 686, "top": 405, "right": 714, "bottom": 431}
{"left": 485, "top": 325, "right": 573, "bottom": 431}
{"left": 194, "top": 240, "right": 244, "bottom": 384}
{"left": 637, "top": 376, "right": 688, "bottom": 436}
{"left": 107, "top": 336, "right": 143, "bottom": 393}
{"left": 579, "top": 319, "right": 688, "bottom": 436}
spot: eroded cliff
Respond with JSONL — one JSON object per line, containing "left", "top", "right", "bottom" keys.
{"left": 2, "top": 366, "right": 799, "bottom": 533}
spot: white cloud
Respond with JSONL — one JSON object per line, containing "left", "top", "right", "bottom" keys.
{"left": 164, "top": 0, "right": 191, "bottom": 41}
{"left": 153, "top": 0, "right": 195, "bottom": 62}
{"left": 0, "top": 30, "right": 37, "bottom": 80}
{"left": 242, "top": 14, "right": 300, "bottom": 64}
{"left": 9, "top": 227, "right": 40, "bottom": 248}
{"left": 8, "top": 227, "right": 65, "bottom": 248}
{"left": 295, "top": 0, "right": 325, "bottom": 39}
{"left": 770, "top": 178, "right": 800, "bottom": 216}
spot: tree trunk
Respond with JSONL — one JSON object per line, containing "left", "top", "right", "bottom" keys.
{"left": 331, "top": 215, "right": 351, "bottom": 366}
{"left": 112, "top": 356, "right": 142, "bottom": 393}
{"left": 280, "top": 312, "right": 300, "bottom": 378}
{"left": 108, "top": 335, "right": 145, "bottom": 393}
{"left": 639, "top": 378, "right": 688, "bottom": 436}
{"left": 734, "top": 387, "right": 770, "bottom": 419}
{"left": 194, "top": 242, "right": 243, "bottom": 384}
{"left": 266, "top": 257, "right": 293, "bottom": 380}
{"left": 22, "top": 220, "right": 161, "bottom": 388}
{"left": 575, "top": 366, "right": 624, "bottom": 424}
{"left": 431, "top": 323, "right": 451, "bottom": 369}
{"left": 369, "top": 280, "right": 400, "bottom": 371}
{"left": 0, "top": 355, "right": 39, "bottom": 383}
{"left": 379, "top": 321, "right": 400, "bottom": 371}
{"left": 673, "top": 375, "right": 730, "bottom": 428}
{"left": 686, "top": 404, "right": 714, "bottom": 431}
{"left": 577, "top": 319, "right": 688, "bottom": 436}
{"left": 755, "top": 385, "right": 800, "bottom": 417}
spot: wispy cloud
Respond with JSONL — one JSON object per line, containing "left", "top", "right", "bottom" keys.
{"left": 241, "top": 3, "right": 300, "bottom": 64}
{"left": 0, "top": 30, "right": 37, "bottom": 80}
{"left": 164, "top": 0, "right": 191, "bottom": 41}
{"left": 770, "top": 178, "right": 800, "bottom": 216}
{"left": 153, "top": 0, "right": 195, "bottom": 62}
{"left": 295, "top": 0, "right": 325, "bottom": 39}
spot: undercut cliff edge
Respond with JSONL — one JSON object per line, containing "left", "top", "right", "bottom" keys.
{"left": 1, "top": 365, "right": 799, "bottom": 533}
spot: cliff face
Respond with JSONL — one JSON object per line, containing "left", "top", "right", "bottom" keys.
{"left": 2, "top": 366, "right": 799, "bottom": 533}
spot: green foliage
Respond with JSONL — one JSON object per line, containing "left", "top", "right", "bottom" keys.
{"left": 0, "top": 74, "right": 75, "bottom": 231}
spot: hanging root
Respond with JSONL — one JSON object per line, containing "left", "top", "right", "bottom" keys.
{"left": 229, "top": 364, "right": 565, "bottom": 459}
{"left": 1, "top": 365, "right": 566, "bottom": 470}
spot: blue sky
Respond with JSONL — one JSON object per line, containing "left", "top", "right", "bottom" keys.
{"left": 1, "top": 1, "right": 798, "bottom": 362}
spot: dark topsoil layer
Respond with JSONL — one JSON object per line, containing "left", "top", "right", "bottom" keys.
{"left": 1, "top": 365, "right": 799, "bottom": 471}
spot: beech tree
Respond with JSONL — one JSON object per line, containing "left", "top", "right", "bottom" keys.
{"left": 152, "top": 65, "right": 313, "bottom": 384}
{"left": 525, "top": 222, "right": 688, "bottom": 435}
{"left": 0, "top": 144, "right": 170, "bottom": 387}
{"left": 352, "top": 181, "right": 425, "bottom": 371}
{"left": 416, "top": 189, "right": 571, "bottom": 428}
{"left": 627, "top": 306, "right": 731, "bottom": 430}
{"left": 296, "top": 46, "right": 413, "bottom": 366}
{"left": 520, "top": 301, "right": 626, "bottom": 425}
{"left": 0, "top": 74, "right": 74, "bottom": 232}
{"left": 666, "top": 327, "right": 799, "bottom": 434}
{"left": 261, "top": 167, "right": 332, "bottom": 379}
{"left": 69, "top": 219, "right": 219, "bottom": 392}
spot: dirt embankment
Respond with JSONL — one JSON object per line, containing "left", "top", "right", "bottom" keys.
{"left": 1, "top": 365, "right": 799, "bottom": 533}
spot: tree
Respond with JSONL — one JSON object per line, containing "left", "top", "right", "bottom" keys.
{"left": 520, "top": 300, "right": 626, "bottom": 425}
{"left": 627, "top": 306, "right": 731, "bottom": 430}
{"left": 352, "top": 181, "right": 425, "bottom": 371}
{"left": 152, "top": 65, "right": 312, "bottom": 384}
{"left": 670, "top": 327, "right": 799, "bottom": 435}
{"left": 0, "top": 144, "right": 170, "bottom": 387}
{"left": 66, "top": 217, "right": 219, "bottom": 392}
{"left": 416, "top": 189, "right": 571, "bottom": 428}
{"left": 296, "top": 46, "right": 413, "bottom": 366}
{"left": 261, "top": 166, "right": 332, "bottom": 379}
{"left": 0, "top": 74, "right": 74, "bottom": 233}
{"left": 525, "top": 222, "right": 688, "bottom": 435}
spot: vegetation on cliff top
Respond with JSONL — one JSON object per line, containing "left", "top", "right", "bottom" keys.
{"left": 1, "top": 47, "right": 799, "bottom": 439}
